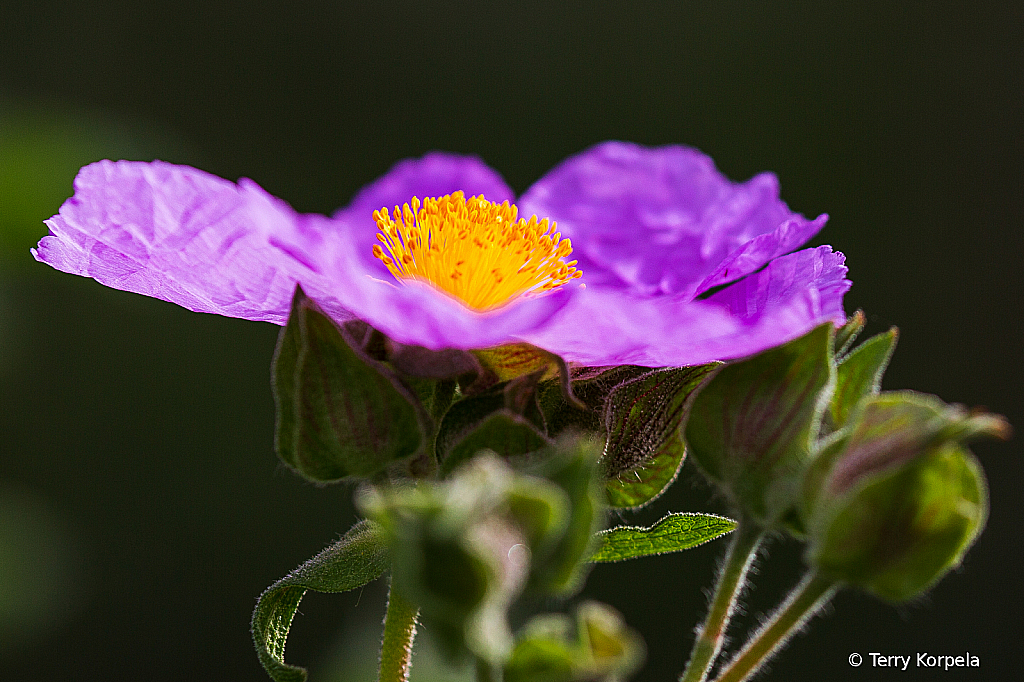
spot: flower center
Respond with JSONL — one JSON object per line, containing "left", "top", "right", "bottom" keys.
{"left": 371, "top": 191, "right": 582, "bottom": 311}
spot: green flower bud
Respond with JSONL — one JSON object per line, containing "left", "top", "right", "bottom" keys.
{"left": 358, "top": 456, "right": 527, "bottom": 663}
{"left": 803, "top": 392, "right": 1007, "bottom": 601}
{"left": 504, "top": 602, "right": 644, "bottom": 682}
{"left": 357, "top": 435, "right": 607, "bottom": 664}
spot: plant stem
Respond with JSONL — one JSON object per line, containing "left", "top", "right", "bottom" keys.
{"left": 430, "top": 379, "right": 458, "bottom": 424}
{"left": 711, "top": 572, "right": 838, "bottom": 682}
{"left": 679, "top": 520, "right": 764, "bottom": 682}
{"left": 378, "top": 580, "right": 419, "bottom": 682}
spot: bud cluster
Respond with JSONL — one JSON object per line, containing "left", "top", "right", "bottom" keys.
{"left": 683, "top": 315, "right": 1008, "bottom": 601}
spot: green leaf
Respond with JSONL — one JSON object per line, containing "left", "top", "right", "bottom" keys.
{"left": 538, "top": 366, "right": 650, "bottom": 438}
{"left": 589, "top": 513, "right": 737, "bottom": 563}
{"left": 435, "top": 384, "right": 551, "bottom": 476}
{"left": 829, "top": 328, "right": 898, "bottom": 430}
{"left": 251, "top": 520, "right": 390, "bottom": 682}
{"left": 604, "top": 436, "right": 685, "bottom": 509}
{"left": 684, "top": 324, "right": 836, "bottom": 527}
{"left": 273, "top": 287, "right": 427, "bottom": 482}
{"left": 602, "top": 365, "right": 719, "bottom": 508}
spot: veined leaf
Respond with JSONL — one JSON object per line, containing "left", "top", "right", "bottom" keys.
{"left": 273, "top": 286, "right": 427, "bottom": 482}
{"left": 590, "top": 513, "right": 736, "bottom": 563}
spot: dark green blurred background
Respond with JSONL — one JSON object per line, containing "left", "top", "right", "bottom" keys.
{"left": 1, "top": 2, "right": 1020, "bottom": 680}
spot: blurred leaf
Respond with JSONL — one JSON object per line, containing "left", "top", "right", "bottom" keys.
{"left": 251, "top": 520, "right": 389, "bottom": 682}
{"left": 522, "top": 436, "right": 606, "bottom": 596}
{"left": 0, "top": 482, "right": 84, "bottom": 653}
{"left": 504, "top": 602, "right": 644, "bottom": 682}
{"left": 589, "top": 513, "right": 736, "bottom": 563}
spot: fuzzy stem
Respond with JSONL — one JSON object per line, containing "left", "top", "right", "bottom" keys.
{"left": 378, "top": 580, "right": 420, "bottom": 682}
{"left": 679, "top": 521, "right": 764, "bottom": 682}
{"left": 711, "top": 572, "right": 838, "bottom": 682}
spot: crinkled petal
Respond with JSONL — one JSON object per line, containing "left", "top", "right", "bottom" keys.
{"left": 705, "top": 245, "right": 850, "bottom": 324}
{"left": 519, "top": 141, "right": 825, "bottom": 297}
{"left": 520, "top": 246, "right": 849, "bottom": 367}
{"left": 32, "top": 160, "right": 341, "bottom": 325}
{"left": 693, "top": 213, "right": 828, "bottom": 296}
{"left": 34, "top": 148, "right": 850, "bottom": 368}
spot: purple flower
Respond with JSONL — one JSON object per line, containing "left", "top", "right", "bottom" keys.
{"left": 33, "top": 141, "right": 849, "bottom": 367}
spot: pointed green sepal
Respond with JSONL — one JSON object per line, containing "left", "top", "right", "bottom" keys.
{"left": 272, "top": 286, "right": 428, "bottom": 482}
{"left": 589, "top": 512, "right": 737, "bottom": 563}
{"left": 828, "top": 327, "right": 898, "bottom": 431}
{"left": 251, "top": 520, "right": 389, "bottom": 682}
{"left": 834, "top": 310, "right": 866, "bottom": 359}
{"left": 537, "top": 366, "right": 651, "bottom": 439}
{"left": 602, "top": 365, "right": 719, "bottom": 508}
{"left": 684, "top": 324, "right": 836, "bottom": 527}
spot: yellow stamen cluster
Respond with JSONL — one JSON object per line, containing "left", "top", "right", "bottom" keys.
{"left": 372, "top": 191, "right": 582, "bottom": 311}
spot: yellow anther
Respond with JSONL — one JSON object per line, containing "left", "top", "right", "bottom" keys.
{"left": 371, "top": 191, "right": 582, "bottom": 311}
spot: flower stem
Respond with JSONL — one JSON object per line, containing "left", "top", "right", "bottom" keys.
{"left": 679, "top": 520, "right": 764, "bottom": 682}
{"left": 378, "top": 580, "right": 419, "bottom": 682}
{"left": 711, "top": 572, "right": 838, "bottom": 682}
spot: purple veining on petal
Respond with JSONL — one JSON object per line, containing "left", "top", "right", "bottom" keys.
{"left": 519, "top": 141, "right": 824, "bottom": 298}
